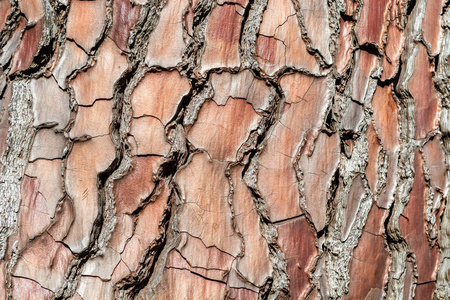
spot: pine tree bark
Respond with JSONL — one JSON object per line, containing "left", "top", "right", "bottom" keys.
{"left": 0, "top": 0, "right": 448, "bottom": 299}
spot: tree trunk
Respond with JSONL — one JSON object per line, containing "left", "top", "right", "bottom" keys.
{"left": 0, "top": 0, "right": 448, "bottom": 299}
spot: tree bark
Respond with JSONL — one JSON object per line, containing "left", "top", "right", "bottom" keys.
{"left": 0, "top": 0, "right": 448, "bottom": 299}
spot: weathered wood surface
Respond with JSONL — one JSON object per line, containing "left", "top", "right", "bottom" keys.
{"left": 0, "top": 0, "right": 449, "bottom": 299}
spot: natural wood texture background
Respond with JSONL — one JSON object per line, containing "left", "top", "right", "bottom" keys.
{"left": 0, "top": 0, "right": 448, "bottom": 299}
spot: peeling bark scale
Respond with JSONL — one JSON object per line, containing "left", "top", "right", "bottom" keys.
{"left": 0, "top": 0, "right": 448, "bottom": 299}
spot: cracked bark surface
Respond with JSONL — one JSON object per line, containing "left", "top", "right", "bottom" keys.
{"left": 0, "top": 0, "right": 448, "bottom": 299}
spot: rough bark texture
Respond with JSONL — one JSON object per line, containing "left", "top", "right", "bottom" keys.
{"left": 0, "top": 0, "right": 448, "bottom": 299}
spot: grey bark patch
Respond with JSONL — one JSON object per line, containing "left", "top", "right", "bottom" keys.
{"left": 0, "top": 79, "right": 35, "bottom": 259}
